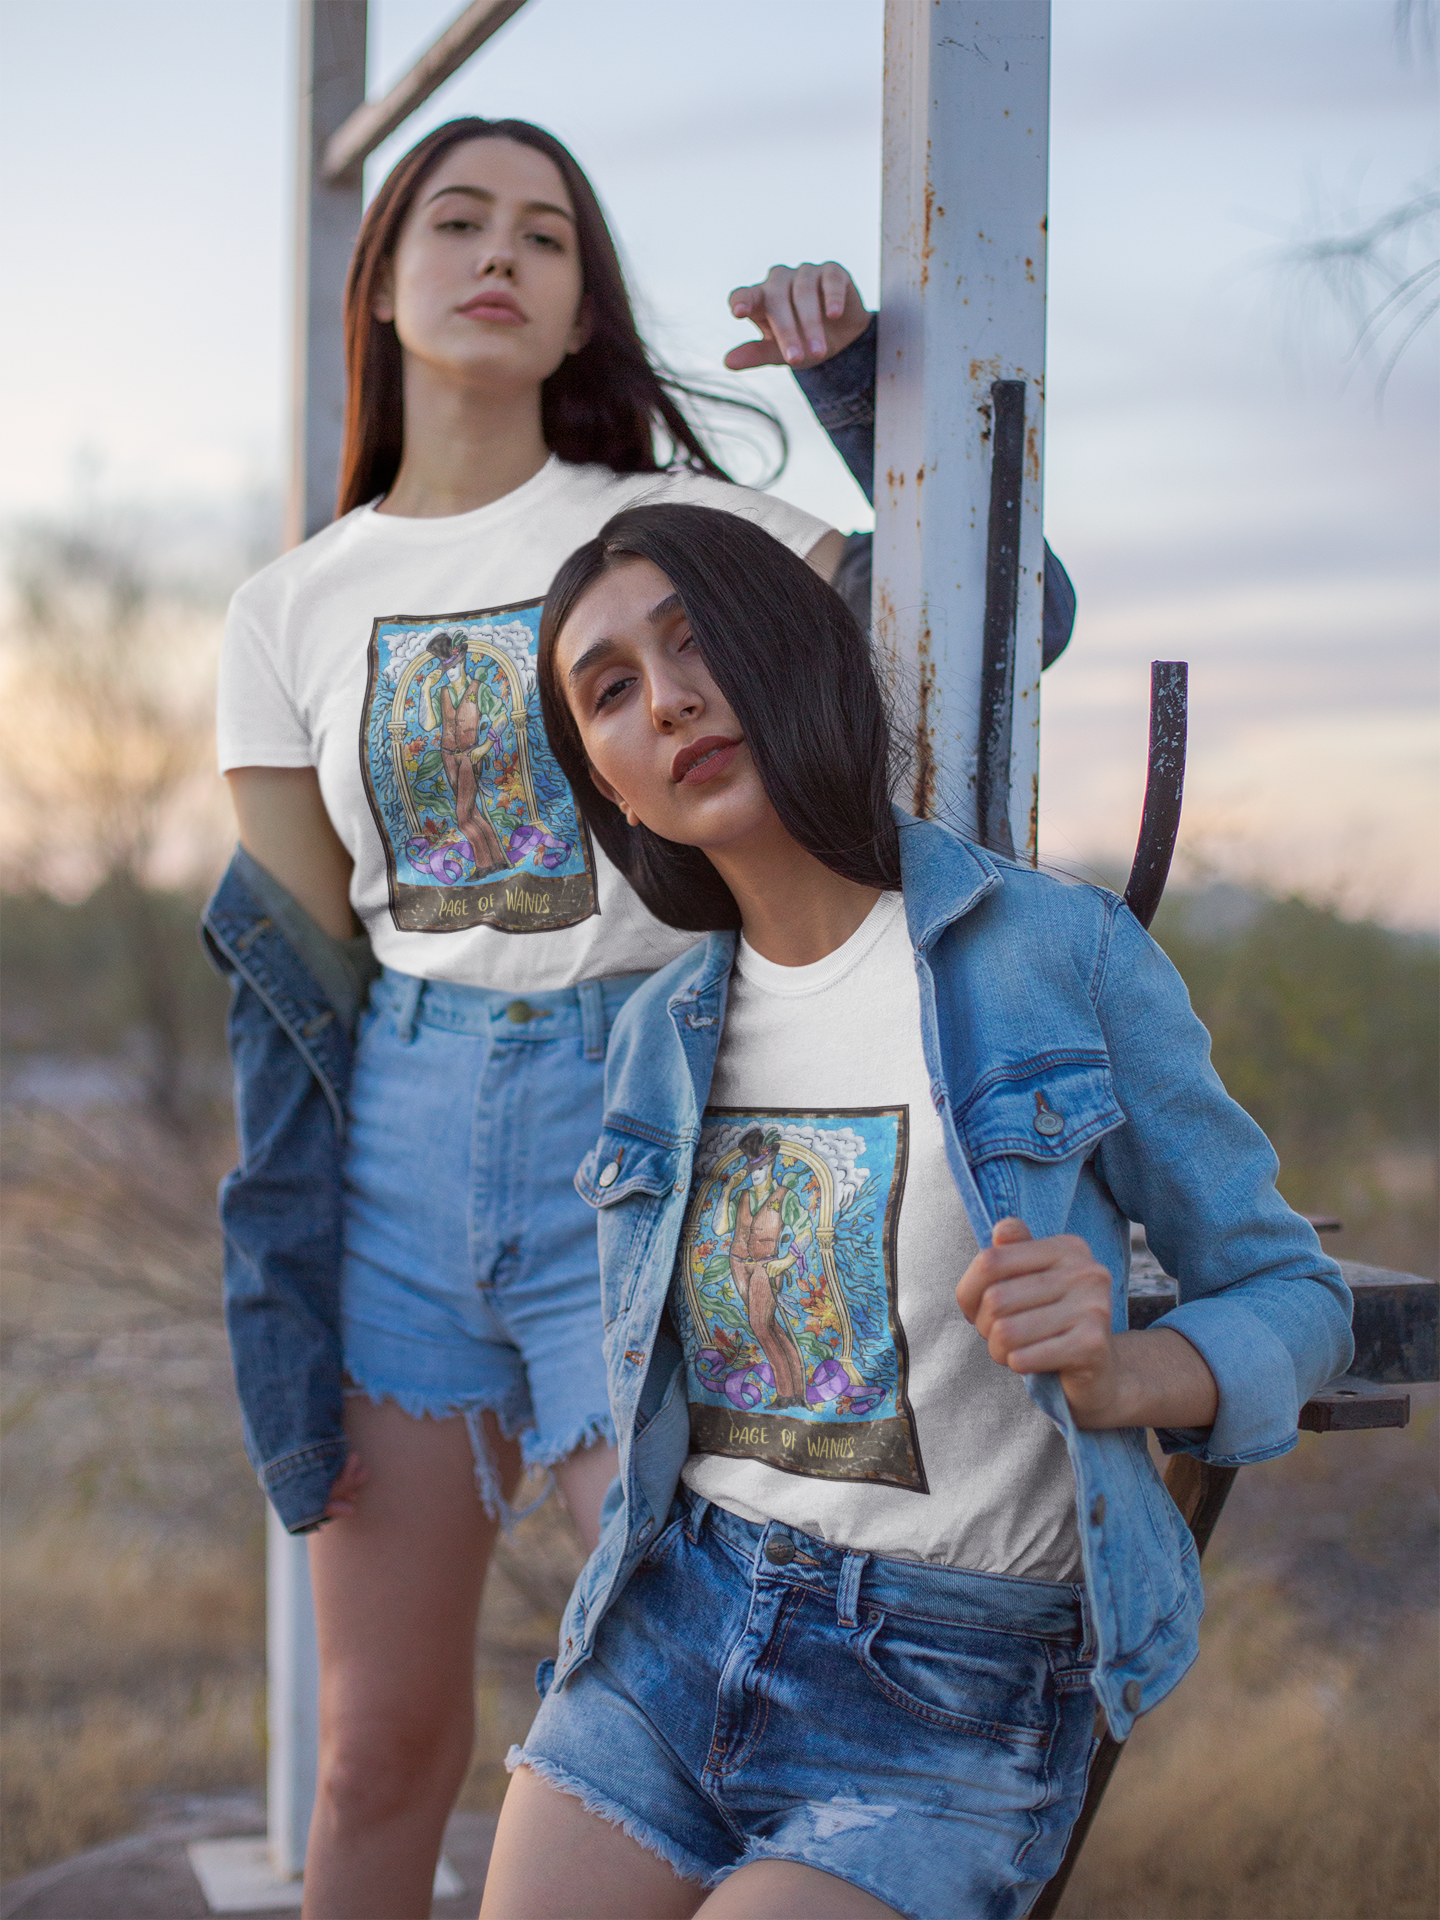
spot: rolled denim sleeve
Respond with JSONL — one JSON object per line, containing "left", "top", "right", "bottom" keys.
{"left": 793, "top": 315, "right": 878, "bottom": 500}
{"left": 1091, "top": 900, "right": 1354, "bottom": 1463}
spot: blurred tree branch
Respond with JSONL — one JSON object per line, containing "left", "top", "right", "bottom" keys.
{"left": 0, "top": 521, "right": 227, "bottom": 1128}
{"left": 1272, "top": 2, "right": 1437, "bottom": 395}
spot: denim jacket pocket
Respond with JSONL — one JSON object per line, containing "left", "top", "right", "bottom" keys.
{"left": 575, "top": 1116, "right": 683, "bottom": 1326}
{"left": 955, "top": 1054, "right": 1126, "bottom": 1227}
{"left": 955, "top": 1053, "right": 1125, "bottom": 1168}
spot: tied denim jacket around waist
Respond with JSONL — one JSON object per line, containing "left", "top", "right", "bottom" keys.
{"left": 557, "top": 816, "right": 1353, "bottom": 1739}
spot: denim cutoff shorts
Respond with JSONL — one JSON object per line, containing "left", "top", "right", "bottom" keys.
{"left": 340, "top": 965, "right": 648, "bottom": 1513}
{"left": 512, "top": 1491, "right": 1097, "bottom": 1920}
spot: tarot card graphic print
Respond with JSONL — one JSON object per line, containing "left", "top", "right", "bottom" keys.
{"left": 359, "top": 599, "right": 597, "bottom": 933}
{"left": 673, "top": 1106, "right": 926, "bottom": 1492}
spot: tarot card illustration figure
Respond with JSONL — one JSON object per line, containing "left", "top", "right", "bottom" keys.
{"left": 359, "top": 600, "right": 597, "bottom": 933}
{"left": 675, "top": 1107, "right": 926, "bottom": 1491}
{"left": 420, "top": 631, "right": 509, "bottom": 877}
{"left": 716, "top": 1129, "right": 813, "bottom": 1407}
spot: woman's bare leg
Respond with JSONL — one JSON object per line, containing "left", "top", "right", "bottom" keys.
{"left": 480, "top": 1763, "right": 702, "bottom": 1920}
{"left": 697, "top": 1861, "right": 901, "bottom": 1918}
{"left": 302, "top": 1398, "right": 521, "bottom": 1920}
{"left": 481, "top": 1768, "right": 901, "bottom": 1920}
{"left": 552, "top": 1436, "right": 619, "bottom": 1553}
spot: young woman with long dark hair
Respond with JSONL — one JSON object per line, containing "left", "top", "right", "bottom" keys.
{"left": 213, "top": 117, "right": 867, "bottom": 1919}
{"left": 476, "top": 503, "right": 1353, "bottom": 1920}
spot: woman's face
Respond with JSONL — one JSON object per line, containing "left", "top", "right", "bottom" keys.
{"left": 556, "top": 557, "right": 780, "bottom": 857}
{"left": 375, "top": 137, "right": 589, "bottom": 393}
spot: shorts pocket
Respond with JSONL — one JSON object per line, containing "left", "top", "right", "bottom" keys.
{"left": 852, "top": 1608, "right": 1054, "bottom": 1745}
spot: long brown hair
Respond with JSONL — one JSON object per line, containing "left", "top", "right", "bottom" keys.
{"left": 336, "top": 118, "right": 780, "bottom": 516}
{"left": 539, "top": 504, "right": 901, "bottom": 931}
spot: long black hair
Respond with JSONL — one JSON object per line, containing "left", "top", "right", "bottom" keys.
{"left": 337, "top": 118, "right": 782, "bottom": 515}
{"left": 538, "top": 504, "right": 901, "bottom": 930}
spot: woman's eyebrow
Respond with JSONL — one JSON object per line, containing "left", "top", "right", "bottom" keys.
{"left": 566, "top": 597, "right": 683, "bottom": 684}
{"left": 424, "top": 184, "right": 575, "bottom": 223}
{"left": 567, "top": 638, "right": 620, "bottom": 686}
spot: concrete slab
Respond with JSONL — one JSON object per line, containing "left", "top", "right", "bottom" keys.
{"left": 0, "top": 1797, "right": 496, "bottom": 1920}
{"left": 186, "top": 1839, "right": 461, "bottom": 1913}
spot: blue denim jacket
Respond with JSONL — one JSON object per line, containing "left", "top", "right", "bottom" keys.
{"left": 202, "top": 847, "right": 377, "bottom": 1531}
{"left": 555, "top": 816, "right": 1353, "bottom": 1737}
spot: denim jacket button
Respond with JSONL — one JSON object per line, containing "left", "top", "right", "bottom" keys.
{"left": 1090, "top": 1494, "right": 1106, "bottom": 1526}
{"left": 598, "top": 1161, "right": 620, "bottom": 1188}
{"left": 1122, "top": 1679, "right": 1142, "bottom": 1712}
{"left": 636, "top": 1517, "right": 654, "bottom": 1542}
{"left": 1034, "top": 1107, "right": 1065, "bottom": 1137}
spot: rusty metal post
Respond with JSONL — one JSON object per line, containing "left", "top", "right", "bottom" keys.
{"left": 874, "top": 0, "right": 1051, "bottom": 856}
{"left": 288, "top": 0, "right": 368, "bottom": 548}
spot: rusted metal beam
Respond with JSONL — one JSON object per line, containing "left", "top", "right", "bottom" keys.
{"left": 289, "top": 0, "right": 368, "bottom": 546}
{"left": 1299, "top": 1373, "right": 1411, "bottom": 1432}
{"left": 874, "top": 0, "right": 1050, "bottom": 855}
{"left": 321, "top": 0, "right": 532, "bottom": 183}
{"left": 1124, "top": 661, "right": 1188, "bottom": 930}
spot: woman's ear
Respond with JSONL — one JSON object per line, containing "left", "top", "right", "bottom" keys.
{"left": 588, "top": 762, "right": 639, "bottom": 827}
{"left": 565, "top": 295, "right": 594, "bottom": 359}
{"left": 371, "top": 260, "right": 396, "bottom": 326}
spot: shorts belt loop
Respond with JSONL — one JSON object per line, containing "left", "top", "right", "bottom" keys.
{"left": 684, "top": 1492, "right": 710, "bottom": 1543}
{"left": 578, "top": 978, "right": 606, "bottom": 1061}
{"left": 393, "top": 974, "right": 424, "bottom": 1045}
{"left": 837, "top": 1550, "right": 869, "bottom": 1629}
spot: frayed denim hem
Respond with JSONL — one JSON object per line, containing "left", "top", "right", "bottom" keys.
{"left": 340, "top": 1371, "right": 529, "bottom": 1524}
{"left": 522, "top": 1411, "right": 616, "bottom": 1470}
{"left": 503, "top": 1748, "right": 712, "bottom": 1888}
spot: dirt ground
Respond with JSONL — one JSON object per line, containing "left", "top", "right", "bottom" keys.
{"left": 1, "top": 1099, "right": 1436, "bottom": 1917}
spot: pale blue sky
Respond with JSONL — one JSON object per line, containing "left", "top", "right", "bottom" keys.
{"left": 2, "top": 0, "right": 1436, "bottom": 920}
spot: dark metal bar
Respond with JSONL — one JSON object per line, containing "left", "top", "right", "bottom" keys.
{"left": 976, "top": 380, "right": 1027, "bottom": 857}
{"left": 322, "top": 0, "right": 533, "bottom": 183}
{"left": 1123, "top": 661, "right": 1188, "bottom": 930}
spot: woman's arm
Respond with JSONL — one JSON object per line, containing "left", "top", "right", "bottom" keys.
{"left": 956, "top": 1218, "right": 1220, "bottom": 1432}
{"left": 226, "top": 766, "right": 358, "bottom": 942}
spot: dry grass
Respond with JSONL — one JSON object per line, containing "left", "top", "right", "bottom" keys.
{"left": 1, "top": 1526, "right": 264, "bottom": 1876}
{"left": 1061, "top": 1601, "right": 1438, "bottom": 1918}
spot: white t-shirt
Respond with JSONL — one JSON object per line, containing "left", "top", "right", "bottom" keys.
{"left": 217, "top": 456, "right": 831, "bottom": 993}
{"left": 676, "top": 891, "right": 1083, "bottom": 1580}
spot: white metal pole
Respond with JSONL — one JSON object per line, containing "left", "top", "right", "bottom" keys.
{"left": 874, "top": 0, "right": 1051, "bottom": 857}
{"left": 267, "top": 1505, "right": 322, "bottom": 1879}
{"left": 270, "top": 0, "right": 366, "bottom": 1879}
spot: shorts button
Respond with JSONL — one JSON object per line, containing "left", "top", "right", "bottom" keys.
{"left": 1122, "top": 1679, "right": 1142, "bottom": 1712}
{"left": 598, "top": 1161, "right": 620, "bottom": 1188}
{"left": 764, "top": 1536, "right": 796, "bottom": 1566}
{"left": 1090, "top": 1494, "right": 1106, "bottom": 1526}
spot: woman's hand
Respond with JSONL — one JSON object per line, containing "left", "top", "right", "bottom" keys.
{"left": 321, "top": 1452, "right": 370, "bottom": 1520}
{"left": 725, "top": 262, "right": 871, "bottom": 371}
{"left": 957, "top": 1219, "right": 1219, "bottom": 1432}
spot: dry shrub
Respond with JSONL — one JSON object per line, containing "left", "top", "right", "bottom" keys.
{"left": 1062, "top": 1600, "right": 1438, "bottom": 1920}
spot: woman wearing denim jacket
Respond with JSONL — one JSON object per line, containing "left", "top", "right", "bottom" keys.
{"left": 476, "top": 503, "right": 1353, "bottom": 1920}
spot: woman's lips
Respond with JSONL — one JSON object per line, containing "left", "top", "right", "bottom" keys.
{"left": 671, "top": 736, "right": 743, "bottom": 785}
{"left": 458, "top": 292, "right": 525, "bottom": 324}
